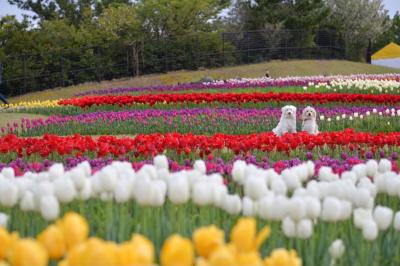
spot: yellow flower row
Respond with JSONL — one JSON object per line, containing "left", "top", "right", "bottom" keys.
{"left": 0, "top": 213, "right": 301, "bottom": 266}
{"left": 0, "top": 100, "right": 60, "bottom": 109}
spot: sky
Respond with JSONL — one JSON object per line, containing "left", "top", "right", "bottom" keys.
{"left": 0, "top": 0, "right": 400, "bottom": 20}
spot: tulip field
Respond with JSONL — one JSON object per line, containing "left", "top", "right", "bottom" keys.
{"left": 2, "top": 73, "right": 400, "bottom": 266}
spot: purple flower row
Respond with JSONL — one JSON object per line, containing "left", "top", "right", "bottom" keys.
{"left": 2, "top": 152, "right": 397, "bottom": 178}
{"left": 74, "top": 74, "right": 400, "bottom": 96}
{"left": 10, "top": 106, "right": 399, "bottom": 130}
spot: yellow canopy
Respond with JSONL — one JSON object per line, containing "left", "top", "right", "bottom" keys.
{"left": 372, "top": 42, "right": 400, "bottom": 60}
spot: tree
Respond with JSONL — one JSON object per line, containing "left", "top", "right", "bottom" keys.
{"left": 373, "top": 12, "right": 400, "bottom": 52}
{"left": 324, "top": 0, "right": 389, "bottom": 60}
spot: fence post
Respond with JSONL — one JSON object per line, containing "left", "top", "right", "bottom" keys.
{"left": 60, "top": 52, "right": 65, "bottom": 87}
{"left": 164, "top": 38, "right": 168, "bottom": 73}
{"left": 222, "top": 32, "right": 225, "bottom": 66}
{"left": 22, "top": 54, "right": 27, "bottom": 94}
{"left": 366, "top": 38, "right": 372, "bottom": 64}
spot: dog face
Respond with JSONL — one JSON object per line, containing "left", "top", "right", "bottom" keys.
{"left": 281, "top": 105, "right": 296, "bottom": 119}
{"left": 302, "top": 106, "right": 317, "bottom": 120}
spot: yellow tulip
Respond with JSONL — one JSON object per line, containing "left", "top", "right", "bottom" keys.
{"left": 0, "top": 228, "right": 10, "bottom": 260}
{"left": 118, "top": 234, "right": 155, "bottom": 266}
{"left": 0, "top": 261, "right": 10, "bottom": 266}
{"left": 195, "top": 257, "right": 210, "bottom": 266}
{"left": 37, "top": 224, "right": 66, "bottom": 260}
{"left": 193, "top": 225, "right": 225, "bottom": 258}
{"left": 236, "top": 251, "right": 263, "bottom": 266}
{"left": 230, "top": 218, "right": 270, "bottom": 252}
{"left": 263, "top": 249, "right": 302, "bottom": 266}
{"left": 208, "top": 245, "right": 236, "bottom": 266}
{"left": 161, "top": 234, "right": 194, "bottom": 266}
{"left": 66, "top": 238, "right": 118, "bottom": 266}
{"left": 57, "top": 212, "right": 89, "bottom": 250}
{"left": 8, "top": 239, "right": 48, "bottom": 266}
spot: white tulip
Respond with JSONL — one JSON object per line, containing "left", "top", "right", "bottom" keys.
{"left": 385, "top": 175, "right": 400, "bottom": 196}
{"left": 149, "top": 180, "right": 166, "bottom": 207}
{"left": 193, "top": 160, "right": 206, "bottom": 174}
{"left": 242, "top": 196, "right": 256, "bottom": 216}
{"left": 168, "top": 176, "right": 190, "bottom": 204}
{"left": 0, "top": 180, "right": 18, "bottom": 207}
{"left": 288, "top": 197, "right": 306, "bottom": 221}
{"left": 329, "top": 239, "right": 345, "bottom": 259}
{"left": 264, "top": 195, "right": 288, "bottom": 221}
{"left": 293, "top": 188, "right": 308, "bottom": 198}
{"left": 1, "top": 167, "right": 14, "bottom": 179}
{"left": 77, "top": 179, "right": 92, "bottom": 200}
{"left": 362, "top": 219, "right": 378, "bottom": 241}
{"left": 54, "top": 177, "right": 76, "bottom": 203}
{"left": 373, "top": 206, "right": 393, "bottom": 230}
{"left": 77, "top": 161, "right": 91, "bottom": 177}
{"left": 98, "top": 166, "right": 118, "bottom": 192}
{"left": 133, "top": 176, "right": 154, "bottom": 206}
{"left": 69, "top": 167, "right": 87, "bottom": 190}
{"left": 318, "top": 167, "right": 338, "bottom": 181}
{"left": 100, "top": 192, "right": 113, "bottom": 201}
{"left": 352, "top": 164, "right": 367, "bottom": 179}
{"left": 270, "top": 178, "right": 287, "bottom": 195}
{"left": 153, "top": 155, "right": 169, "bottom": 170}
{"left": 281, "top": 169, "right": 301, "bottom": 191}
{"left": 0, "top": 213, "right": 9, "bottom": 227}
{"left": 306, "top": 161, "right": 315, "bottom": 177}
{"left": 20, "top": 191, "right": 36, "bottom": 211}
{"left": 354, "top": 188, "right": 371, "bottom": 208}
{"left": 232, "top": 160, "right": 246, "bottom": 184}
{"left": 40, "top": 195, "right": 60, "bottom": 221}
{"left": 221, "top": 194, "right": 242, "bottom": 215}
{"left": 378, "top": 159, "right": 392, "bottom": 173}
{"left": 304, "top": 196, "right": 321, "bottom": 219}
{"left": 353, "top": 208, "right": 372, "bottom": 229}
{"left": 192, "top": 182, "right": 213, "bottom": 206}
{"left": 296, "top": 219, "right": 313, "bottom": 239}
{"left": 244, "top": 176, "right": 268, "bottom": 200}
{"left": 321, "top": 197, "right": 341, "bottom": 222}
{"left": 339, "top": 200, "right": 352, "bottom": 221}
{"left": 114, "top": 180, "right": 131, "bottom": 203}
{"left": 393, "top": 211, "right": 400, "bottom": 231}
{"left": 212, "top": 184, "right": 227, "bottom": 207}
{"left": 257, "top": 196, "right": 274, "bottom": 220}
{"left": 373, "top": 174, "right": 386, "bottom": 193}
{"left": 282, "top": 216, "right": 296, "bottom": 238}
{"left": 139, "top": 165, "right": 157, "bottom": 180}
{"left": 48, "top": 163, "right": 64, "bottom": 180}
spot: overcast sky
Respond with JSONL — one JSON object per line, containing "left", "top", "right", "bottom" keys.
{"left": 0, "top": 0, "right": 399, "bottom": 20}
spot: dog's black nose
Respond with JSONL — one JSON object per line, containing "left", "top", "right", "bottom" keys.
{"left": 308, "top": 113, "right": 311, "bottom": 116}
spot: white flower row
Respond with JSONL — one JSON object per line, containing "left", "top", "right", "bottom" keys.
{"left": 0, "top": 156, "right": 400, "bottom": 241}
{"left": 320, "top": 108, "right": 400, "bottom": 122}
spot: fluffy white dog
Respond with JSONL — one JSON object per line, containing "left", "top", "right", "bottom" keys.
{"left": 301, "top": 106, "right": 319, "bottom": 135}
{"left": 273, "top": 105, "right": 297, "bottom": 136}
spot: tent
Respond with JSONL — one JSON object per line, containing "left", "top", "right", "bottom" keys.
{"left": 371, "top": 42, "right": 400, "bottom": 69}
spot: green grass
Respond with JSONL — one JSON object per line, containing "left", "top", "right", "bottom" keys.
{"left": 9, "top": 59, "right": 400, "bottom": 103}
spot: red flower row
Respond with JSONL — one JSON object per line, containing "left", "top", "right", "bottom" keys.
{"left": 59, "top": 92, "right": 400, "bottom": 107}
{"left": 1, "top": 129, "right": 399, "bottom": 158}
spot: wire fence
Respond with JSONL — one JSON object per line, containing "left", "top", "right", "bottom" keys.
{"left": 0, "top": 29, "right": 346, "bottom": 97}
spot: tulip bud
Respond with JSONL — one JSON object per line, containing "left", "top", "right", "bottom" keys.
{"left": 329, "top": 239, "right": 345, "bottom": 259}
{"left": 98, "top": 166, "right": 118, "bottom": 192}
{"left": 114, "top": 180, "right": 131, "bottom": 203}
{"left": 77, "top": 161, "right": 91, "bottom": 177}
{"left": 352, "top": 164, "right": 367, "bottom": 179}
{"left": 318, "top": 167, "right": 338, "bottom": 181}
{"left": 20, "top": 191, "right": 36, "bottom": 211}
{"left": 366, "top": 160, "right": 378, "bottom": 177}
{"left": 150, "top": 180, "right": 166, "bottom": 207}
{"left": 304, "top": 196, "right": 321, "bottom": 219}
{"left": 232, "top": 160, "right": 246, "bottom": 184}
{"left": 270, "top": 178, "right": 287, "bottom": 195}
{"left": 244, "top": 176, "right": 268, "bottom": 200}
{"left": 168, "top": 175, "right": 190, "bottom": 204}
{"left": 192, "top": 182, "right": 213, "bottom": 206}
{"left": 0, "top": 180, "right": 18, "bottom": 207}
{"left": 77, "top": 179, "right": 92, "bottom": 200}
{"left": 221, "top": 194, "right": 242, "bottom": 215}
{"left": 281, "top": 169, "right": 301, "bottom": 191}
{"left": 54, "top": 177, "right": 76, "bottom": 203}
{"left": 211, "top": 184, "right": 227, "bottom": 208}
{"left": 48, "top": 163, "right": 64, "bottom": 180}
{"left": 194, "top": 160, "right": 206, "bottom": 174}
{"left": 69, "top": 167, "right": 86, "bottom": 190}
{"left": 1, "top": 167, "right": 14, "bottom": 179}
{"left": 40, "top": 195, "right": 60, "bottom": 221}
{"left": 242, "top": 196, "right": 256, "bottom": 217}
{"left": 373, "top": 206, "right": 393, "bottom": 230}
{"left": 362, "top": 219, "right": 378, "bottom": 241}
{"left": 282, "top": 217, "right": 296, "bottom": 238}
{"left": 378, "top": 159, "right": 392, "bottom": 173}
{"left": 0, "top": 213, "right": 8, "bottom": 227}
{"left": 154, "top": 155, "right": 169, "bottom": 170}
{"left": 306, "top": 161, "right": 315, "bottom": 177}
{"left": 321, "top": 197, "right": 341, "bottom": 222}
{"left": 288, "top": 197, "right": 306, "bottom": 221}
{"left": 296, "top": 219, "right": 313, "bottom": 239}
{"left": 341, "top": 171, "right": 358, "bottom": 184}
{"left": 353, "top": 208, "right": 372, "bottom": 229}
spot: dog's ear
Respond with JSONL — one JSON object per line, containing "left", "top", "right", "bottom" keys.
{"left": 281, "top": 106, "right": 287, "bottom": 113}
{"left": 293, "top": 106, "right": 297, "bottom": 112}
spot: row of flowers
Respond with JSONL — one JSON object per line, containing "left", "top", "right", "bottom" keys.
{"left": 0, "top": 211, "right": 303, "bottom": 266}
{"left": 1, "top": 130, "right": 400, "bottom": 159}
{"left": 59, "top": 92, "right": 400, "bottom": 108}
{"left": 309, "top": 79, "right": 400, "bottom": 94}
{"left": 74, "top": 73, "right": 400, "bottom": 96}
{"left": 0, "top": 155, "right": 399, "bottom": 243}
{"left": 4, "top": 106, "right": 400, "bottom": 136}
{"left": 1, "top": 152, "right": 397, "bottom": 177}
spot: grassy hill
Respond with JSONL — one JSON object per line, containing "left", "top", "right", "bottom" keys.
{"left": 9, "top": 59, "right": 400, "bottom": 102}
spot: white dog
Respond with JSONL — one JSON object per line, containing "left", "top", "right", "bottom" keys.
{"left": 273, "top": 105, "right": 297, "bottom": 136}
{"left": 301, "top": 106, "right": 319, "bottom": 135}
